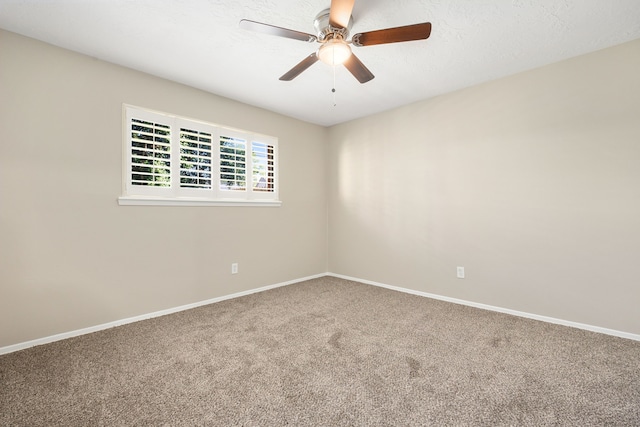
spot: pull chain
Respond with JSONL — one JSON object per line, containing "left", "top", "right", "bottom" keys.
{"left": 332, "top": 64, "right": 337, "bottom": 106}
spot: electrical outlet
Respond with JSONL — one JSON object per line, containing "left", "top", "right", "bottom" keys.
{"left": 231, "top": 263, "right": 238, "bottom": 274}
{"left": 456, "top": 266, "right": 465, "bottom": 279}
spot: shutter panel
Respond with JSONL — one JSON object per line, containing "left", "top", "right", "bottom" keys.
{"left": 130, "top": 118, "right": 171, "bottom": 187}
{"left": 219, "top": 135, "right": 247, "bottom": 191}
{"left": 251, "top": 141, "right": 275, "bottom": 192}
{"left": 180, "top": 127, "right": 212, "bottom": 189}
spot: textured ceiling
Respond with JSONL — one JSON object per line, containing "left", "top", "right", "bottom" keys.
{"left": 1, "top": 0, "right": 639, "bottom": 126}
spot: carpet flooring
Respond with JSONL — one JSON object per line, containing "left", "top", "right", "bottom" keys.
{"left": 1, "top": 276, "right": 639, "bottom": 426}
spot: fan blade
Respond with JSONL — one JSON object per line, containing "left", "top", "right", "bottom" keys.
{"left": 329, "top": 0, "right": 355, "bottom": 29}
{"left": 352, "top": 22, "right": 432, "bottom": 47}
{"left": 343, "top": 53, "right": 374, "bottom": 83}
{"left": 279, "top": 53, "right": 319, "bottom": 81}
{"left": 240, "top": 19, "right": 316, "bottom": 43}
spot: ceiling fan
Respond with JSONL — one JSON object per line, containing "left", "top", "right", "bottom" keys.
{"left": 239, "top": 0, "right": 432, "bottom": 83}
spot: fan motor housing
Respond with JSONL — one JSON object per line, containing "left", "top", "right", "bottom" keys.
{"left": 314, "top": 8, "right": 352, "bottom": 41}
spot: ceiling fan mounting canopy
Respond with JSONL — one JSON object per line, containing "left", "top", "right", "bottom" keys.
{"left": 314, "top": 8, "right": 352, "bottom": 42}
{"left": 239, "top": 0, "right": 432, "bottom": 84}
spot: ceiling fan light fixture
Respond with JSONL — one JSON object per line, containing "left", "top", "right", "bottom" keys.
{"left": 317, "top": 38, "right": 352, "bottom": 65}
{"left": 240, "top": 1, "right": 432, "bottom": 84}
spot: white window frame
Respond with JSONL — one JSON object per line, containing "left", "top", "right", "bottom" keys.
{"left": 119, "top": 105, "right": 280, "bottom": 207}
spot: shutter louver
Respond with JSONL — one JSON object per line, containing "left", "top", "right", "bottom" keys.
{"left": 180, "top": 127, "right": 212, "bottom": 189}
{"left": 130, "top": 118, "right": 171, "bottom": 187}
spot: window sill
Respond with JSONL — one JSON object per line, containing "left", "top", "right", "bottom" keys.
{"left": 118, "top": 196, "right": 282, "bottom": 207}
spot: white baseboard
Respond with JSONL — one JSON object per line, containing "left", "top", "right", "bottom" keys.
{"left": 328, "top": 273, "right": 640, "bottom": 342}
{"left": 0, "top": 273, "right": 326, "bottom": 355}
{"left": 3, "top": 271, "right": 637, "bottom": 355}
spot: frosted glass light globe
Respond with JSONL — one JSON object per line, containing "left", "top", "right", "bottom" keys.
{"left": 318, "top": 39, "right": 352, "bottom": 65}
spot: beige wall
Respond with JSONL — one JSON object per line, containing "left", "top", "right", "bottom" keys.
{"left": 2, "top": 28, "right": 639, "bottom": 349}
{"left": 0, "top": 30, "right": 328, "bottom": 347}
{"left": 328, "top": 39, "right": 640, "bottom": 335}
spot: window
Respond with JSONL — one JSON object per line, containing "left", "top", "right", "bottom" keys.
{"left": 119, "top": 105, "right": 280, "bottom": 206}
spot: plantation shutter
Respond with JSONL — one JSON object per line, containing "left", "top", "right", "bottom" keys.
{"left": 122, "top": 105, "right": 279, "bottom": 205}
{"left": 129, "top": 118, "right": 171, "bottom": 187}
{"left": 219, "top": 134, "right": 247, "bottom": 192}
{"left": 251, "top": 141, "right": 276, "bottom": 193}
{"left": 179, "top": 126, "right": 213, "bottom": 190}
